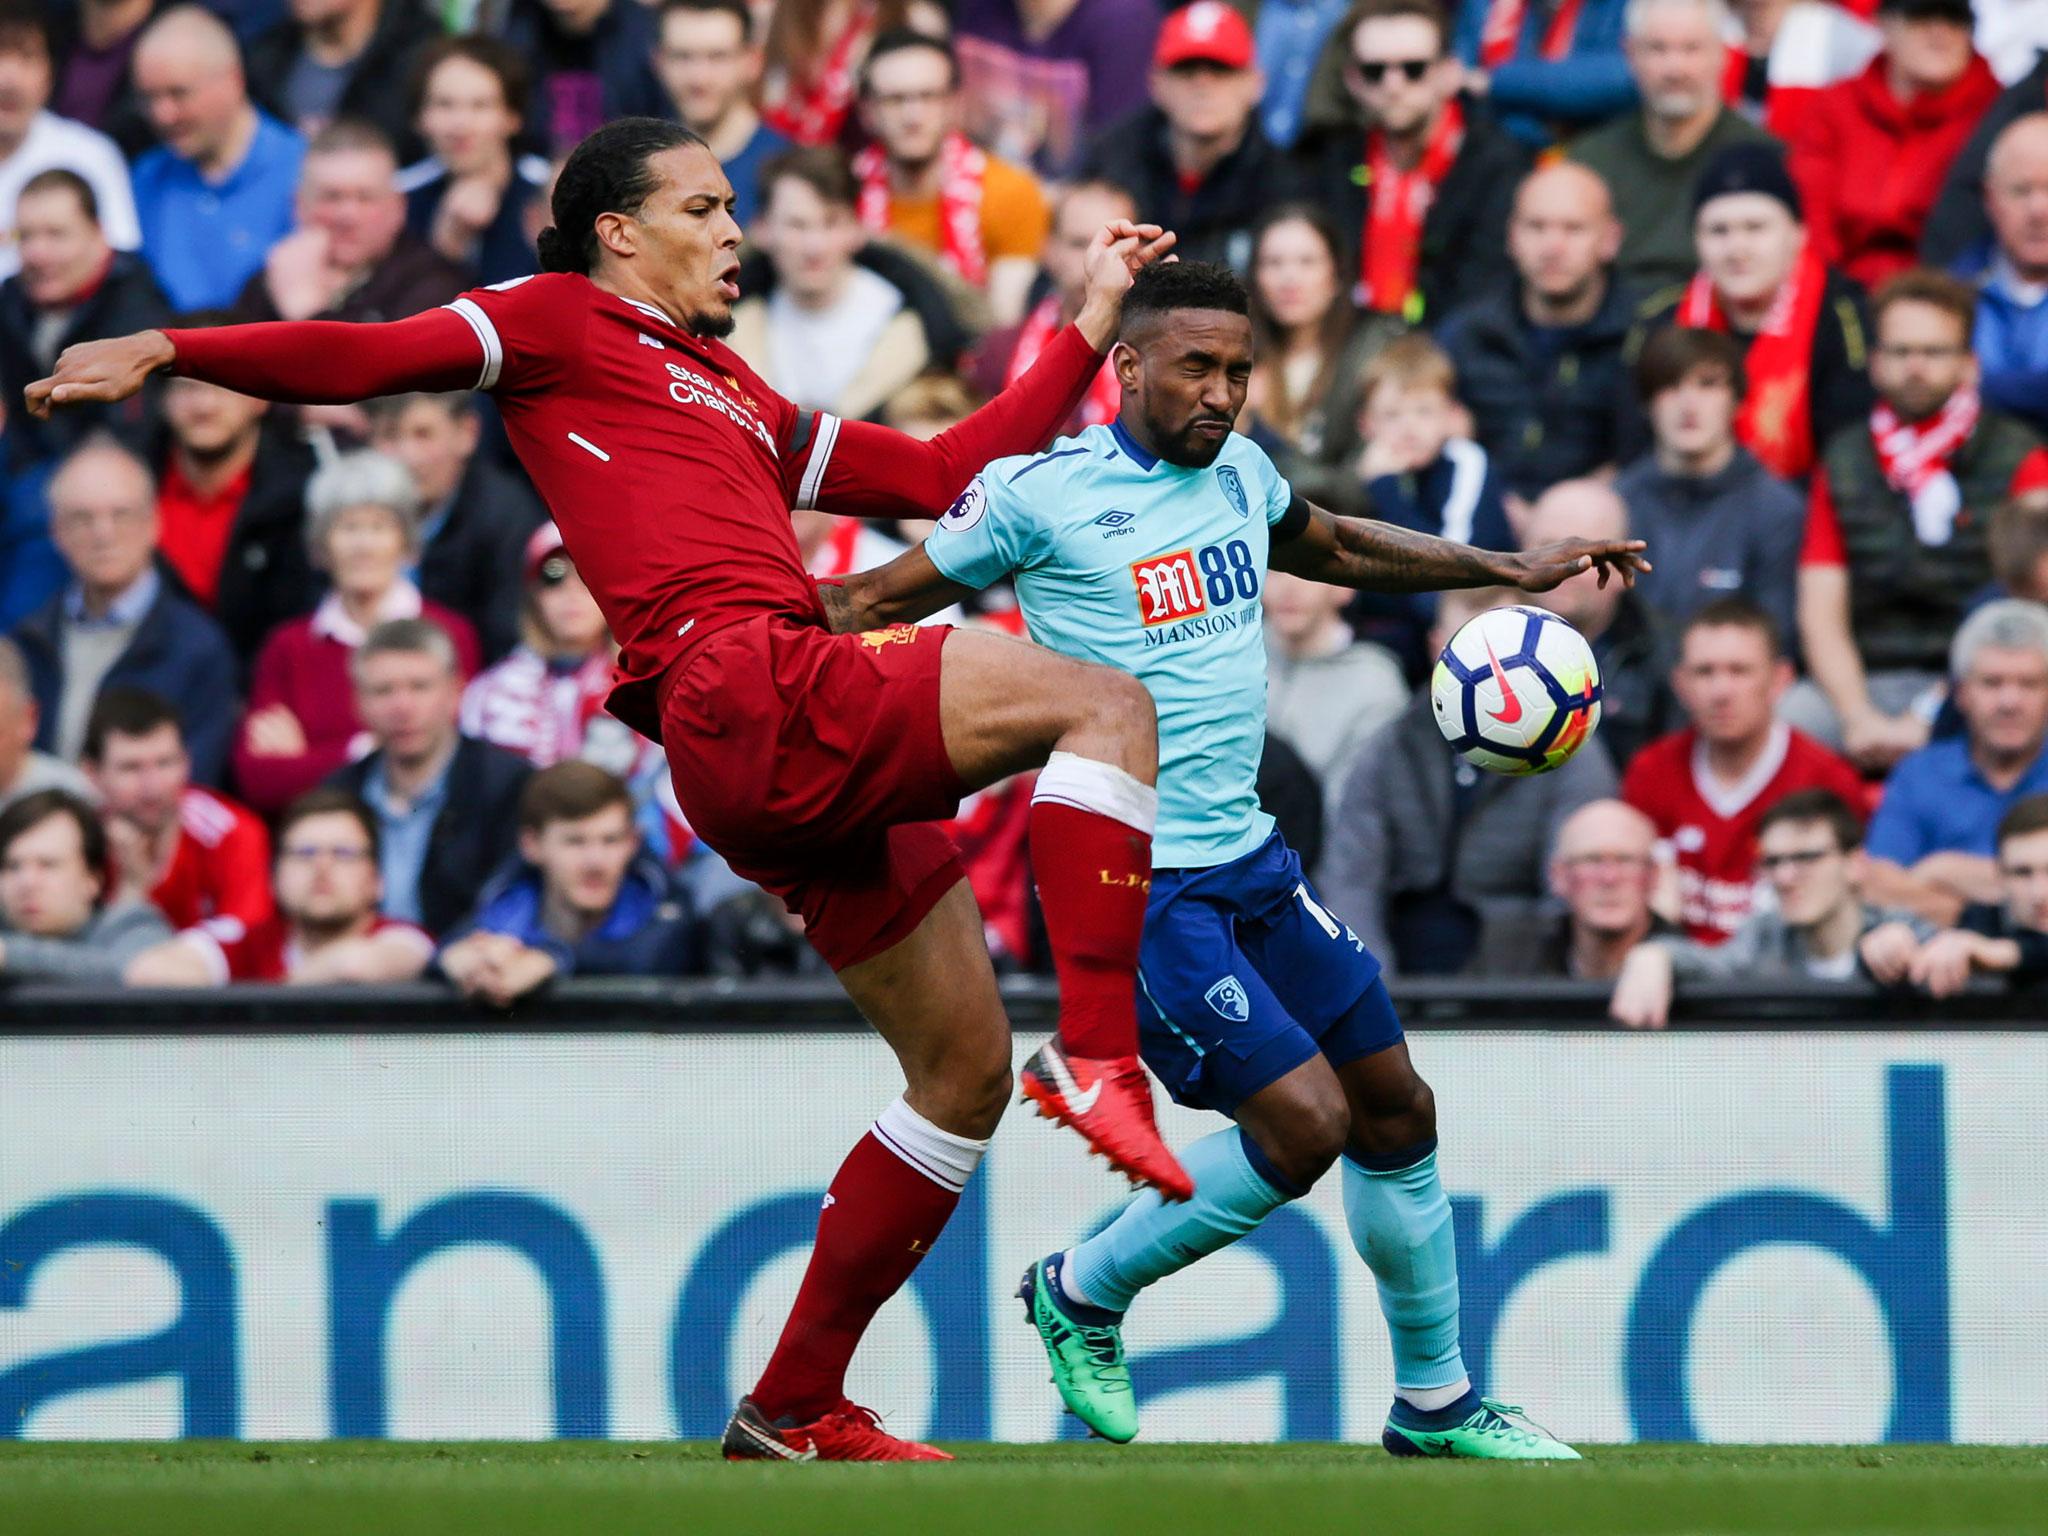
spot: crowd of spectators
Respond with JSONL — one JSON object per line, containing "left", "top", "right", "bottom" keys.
{"left": 6, "top": 0, "right": 2048, "bottom": 1017}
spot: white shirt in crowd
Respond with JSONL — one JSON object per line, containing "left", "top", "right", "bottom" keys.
{"left": 0, "top": 111, "right": 142, "bottom": 279}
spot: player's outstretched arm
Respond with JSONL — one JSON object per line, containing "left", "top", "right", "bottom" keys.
{"left": 1269, "top": 501, "right": 1650, "bottom": 594}
{"left": 820, "top": 546, "right": 976, "bottom": 634}
{"left": 797, "top": 221, "right": 1175, "bottom": 520}
{"left": 26, "top": 310, "right": 489, "bottom": 417}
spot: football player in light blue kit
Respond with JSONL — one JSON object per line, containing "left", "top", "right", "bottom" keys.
{"left": 825, "top": 260, "right": 1644, "bottom": 1457}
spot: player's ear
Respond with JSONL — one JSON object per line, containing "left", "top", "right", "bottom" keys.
{"left": 1111, "top": 340, "right": 1140, "bottom": 394}
{"left": 594, "top": 209, "right": 638, "bottom": 261}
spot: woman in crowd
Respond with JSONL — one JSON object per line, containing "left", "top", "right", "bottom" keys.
{"left": 232, "top": 452, "right": 480, "bottom": 815}
{"left": 760, "top": 0, "right": 927, "bottom": 145}
{"left": 1241, "top": 203, "right": 1401, "bottom": 513}
{"left": 399, "top": 36, "right": 553, "bottom": 287}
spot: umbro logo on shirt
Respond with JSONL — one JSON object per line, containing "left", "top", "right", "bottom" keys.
{"left": 1093, "top": 509, "right": 1136, "bottom": 539}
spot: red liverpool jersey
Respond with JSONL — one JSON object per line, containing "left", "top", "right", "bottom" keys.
{"left": 447, "top": 274, "right": 825, "bottom": 735}
{"left": 1622, "top": 723, "right": 1866, "bottom": 943}
{"left": 142, "top": 787, "right": 275, "bottom": 947}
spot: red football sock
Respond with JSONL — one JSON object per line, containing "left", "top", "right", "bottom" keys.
{"left": 750, "top": 1121, "right": 969, "bottom": 1424}
{"left": 1029, "top": 797, "right": 1153, "bottom": 1059}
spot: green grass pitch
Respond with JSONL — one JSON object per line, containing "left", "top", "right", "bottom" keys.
{"left": 4, "top": 1442, "right": 2046, "bottom": 1536}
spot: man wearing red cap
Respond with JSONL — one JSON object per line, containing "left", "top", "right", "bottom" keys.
{"left": 1082, "top": 1, "right": 1284, "bottom": 271}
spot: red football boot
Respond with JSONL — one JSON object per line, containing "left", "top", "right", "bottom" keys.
{"left": 1020, "top": 1038, "right": 1194, "bottom": 1202}
{"left": 721, "top": 1398, "right": 952, "bottom": 1463}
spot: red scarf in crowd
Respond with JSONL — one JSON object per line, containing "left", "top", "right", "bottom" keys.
{"left": 1009, "top": 295, "right": 1120, "bottom": 428}
{"left": 1678, "top": 242, "right": 1829, "bottom": 479}
{"left": 1478, "top": 0, "right": 1585, "bottom": 69}
{"left": 1871, "top": 385, "right": 1980, "bottom": 547}
{"left": 854, "top": 131, "right": 990, "bottom": 286}
{"left": 1358, "top": 99, "right": 1464, "bottom": 317}
{"left": 762, "top": 0, "right": 876, "bottom": 146}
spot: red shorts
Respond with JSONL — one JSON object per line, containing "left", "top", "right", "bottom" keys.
{"left": 658, "top": 616, "right": 967, "bottom": 970}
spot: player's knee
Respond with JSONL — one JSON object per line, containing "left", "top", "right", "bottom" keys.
{"left": 1081, "top": 664, "right": 1156, "bottom": 742}
{"left": 1350, "top": 1071, "right": 1436, "bottom": 1159}
{"left": 909, "top": 1039, "right": 1012, "bottom": 1140}
{"left": 1257, "top": 1087, "right": 1350, "bottom": 1188}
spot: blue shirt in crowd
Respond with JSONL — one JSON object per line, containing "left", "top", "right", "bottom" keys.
{"left": 362, "top": 756, "right": 453, "bottom": 927}
{"left": 132, "top": 111, "right": 306, "bottom": 312}
{"left": 721, "top": 120, "right": 795, "bottom": 229}
{"left": 445, "top": 852, "right": 697, "bottom": 977}
{"left": 1866, "top": 735, "right": 2048, "bottom": 867}
{"left": 1967, "top": 251, "right": 2048, "bottom": 437}
{"left": 1255, "top": 0, "right": 1349, "bottom": 149}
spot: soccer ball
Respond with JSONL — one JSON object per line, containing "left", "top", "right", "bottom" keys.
{"left": 1430, "top": 604, "right": 1603, "bottom": 776}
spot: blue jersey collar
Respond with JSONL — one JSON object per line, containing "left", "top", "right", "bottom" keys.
{"left": 1110, "top": 416, "right": 1160, "bottom": 471}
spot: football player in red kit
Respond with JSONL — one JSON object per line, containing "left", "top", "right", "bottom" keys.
{"left": 30, "top": 118, "right": 1189, "bottom": 1462}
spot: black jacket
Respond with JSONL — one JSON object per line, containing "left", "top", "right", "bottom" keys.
{"left": 0, "top": 253, "right": 172, "bottom": 469}
{"left": 1921, "top": 53, "right": 2048, "bottom": 269}
{"left": 418, "top": 454, "right": 550, "bottom": 666}
{"left": 499, "top": 0, "right": 671, "bottom": 154}
{"left": 245, "top": 0, "right": 440, "bottom": 155}
{"left": 11, "top": 575, "right": 241, "bottom": 786}
{"left": 1436, "top": 272, "right": 1638, "bottom": 500}
{"left": 329, "top": 736, "right": 534, "bottom": 938}
{"left": 231, "top": 231, "right": 473, "bottom": 326}
{"left": 1083, "top": 106, "right": 1289, "bottom": 274}
{"left": 1620, "top": 270, "right": 1874, "bottom": 476}
{"left": 1289, "top": 110, "right": 1530, "bottom": 326}
{"left": 199, "top": 427, "right": 323, "bottom": 667}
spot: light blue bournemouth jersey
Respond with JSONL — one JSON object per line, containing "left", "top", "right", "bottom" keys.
{"left": 925, "top": 420, "right": 1299, "bottom": 870}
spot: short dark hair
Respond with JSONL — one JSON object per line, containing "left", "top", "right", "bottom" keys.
{"left": 1997, "top": 793, "right": 2048, "bottom": 852}
{"left": 18, "top": 168, "right": 98, "bottom": 225}
{"left": 1340, "top": 0, "right": 1450, "bottom": 55}
{"left": 277, "top": 787, "right": 382, "bottom": 864}
{"left": 409, "top": 34, "right": 532, "bottom": 124}
{"left": 0, "top": 790, "right": 108, "bottom": 894}
{"left": 759, "top": 144, "right": 859, "bottom": 212}
{"left": 1681, "top": 595, "right": 1782, "bottom": 660}
{"left": 1120, "top": 259, "right": 1249, "bottom": 337}
{"left": 859, "top": 27, "right": 958, "bottom": 94}
{"left": 659, "top": 0, "right": 755, "bottom": 45}
{"left": 1635, "top": 325, "right": 1746, "bottom": 406}
{"left": 518, "top": 761, "right": 634, "bottom": 833}
{"left": 1758, "top": 788, "right": 1864, "bottom": 852}
{"left": 538, "top": 117, "right": 709, "bottom": 276}
{"left": 305, "top": 116, "right": 398, "bottom": 164}
{"left": 0, "top": 0, "right": 49, "bottom": 58}
{"left": 1872, "top": 267, "right": 1979, "bottom": 342}
{"left": 82, "top": 687, "right": 185, "bottom": 764}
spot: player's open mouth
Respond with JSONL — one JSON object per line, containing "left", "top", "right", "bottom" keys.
{"left": 717, "top": 269, "right": 741, "bottom": 301}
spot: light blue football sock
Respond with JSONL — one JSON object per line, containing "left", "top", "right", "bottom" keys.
{"left": 1342, "top": 1146, "right": 1470, "bottom": 1399}
{"left": 1063, "top": 1127, "right": 1297, "bottom": 1315}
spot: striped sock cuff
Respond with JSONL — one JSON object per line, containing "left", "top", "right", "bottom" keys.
{"left": 1032, "top": 751, "right": 1159, "bottom": 834}
{"left": 871, "top": 1097, "right": 990, "bottom": 1193}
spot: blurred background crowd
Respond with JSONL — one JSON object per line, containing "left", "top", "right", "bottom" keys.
{"left": 3, "top": 0, "right": 2048, "bottom": 1018}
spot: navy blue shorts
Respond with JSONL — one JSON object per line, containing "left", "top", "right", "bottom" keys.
{"left": 1137, "top": 830, "right": 1401, "bottom": 1117}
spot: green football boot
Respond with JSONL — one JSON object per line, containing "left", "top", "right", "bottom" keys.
{"left": 1017, "top": 1255, "right": 1138, "bottom": 1443}
{"left": 1383, "top": 1393, "right": 1582, "bottom": 1460}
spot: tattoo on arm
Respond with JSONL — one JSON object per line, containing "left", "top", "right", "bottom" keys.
{"left": 816, "top": 581, "right": 857, "bottom": 635}
{"left": 1289, "top": 508, "right": 1504, "bottom": 592}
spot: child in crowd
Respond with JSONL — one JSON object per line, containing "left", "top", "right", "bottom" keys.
{"left": 1347, "top": 335, "right": 1513, "bottom": 676}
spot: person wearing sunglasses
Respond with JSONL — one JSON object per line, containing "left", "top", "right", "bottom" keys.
{"left": 1291, "top": 0, "right": 1527, "bottom": 325}
{"left": 1611, "top": 788, "right": 1925, "bottom": 1027}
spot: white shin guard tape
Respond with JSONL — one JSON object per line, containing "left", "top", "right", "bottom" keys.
{"left": 1032, "top": 751, "right": 1159, "bottom": 835}
{"left": 871, "top": 1098, "right": 990, "bottom": 1193}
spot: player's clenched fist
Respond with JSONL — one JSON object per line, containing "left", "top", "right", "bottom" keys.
{"left": 26, "top": 330, "right": 176, "bottom": 418}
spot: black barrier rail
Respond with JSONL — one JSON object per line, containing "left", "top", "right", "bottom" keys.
{"left": 0, "top": 977, "right": 2044, "bottom": 1031}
